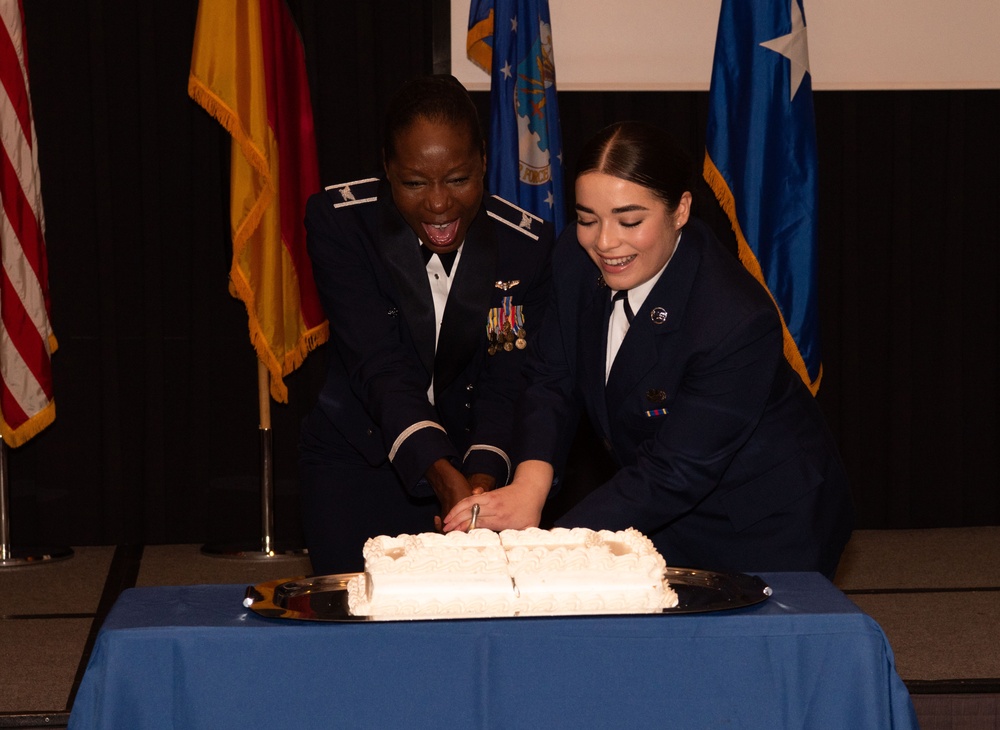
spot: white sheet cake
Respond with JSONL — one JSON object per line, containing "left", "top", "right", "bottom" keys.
{"left": 346, "top": 526, "right": 679, "bottom": 619}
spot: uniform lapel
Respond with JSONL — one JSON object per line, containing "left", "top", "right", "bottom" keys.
{"left": 579, "top": 280, "right": 614, "bottom": 439}
{"left": 435, "top": 205, "right": 497, "bottom": 394}
{"left": 604, "top": 300, "right": 661, "bottom": 416}
{"left": 376, "top": 183, "right": 436, "bottom": 378}
{"left": 604, "top": 229, "right": 699, "bottom": 423}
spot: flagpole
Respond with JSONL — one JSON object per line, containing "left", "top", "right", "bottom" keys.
{"left": 257, "top": 359, "right": 274, "bottom": 555}
{"left": 0, "top": 436, "right": 73, "bottom": 568}
{"left": 200, "top": 358, "right": 305, "bottom": 561}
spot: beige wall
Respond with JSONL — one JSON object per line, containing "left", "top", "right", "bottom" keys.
{"left": 451, "top": 0, "right": 1000, "bottom": 91}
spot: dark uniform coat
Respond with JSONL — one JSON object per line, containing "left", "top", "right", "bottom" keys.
{"left": 516, "top": 218, "right": 854, "bottom": 577}
{"left": 300, "top": 177, "right": 553, "bottom": 573}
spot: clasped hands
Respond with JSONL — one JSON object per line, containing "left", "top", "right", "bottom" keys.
{"left": 426, "top": 458, "right": 552, "bottom": 534}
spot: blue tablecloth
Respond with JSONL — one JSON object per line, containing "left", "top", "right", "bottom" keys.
{"left": 68, "top": 572, "right": 917, "bottom": 729}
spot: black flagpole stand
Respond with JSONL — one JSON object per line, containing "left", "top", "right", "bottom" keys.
{"left": 0, "top": 435, "right": 73, "bottom": 568}
{"left": 201, "top": 359, "right": 307, "bottom": 560}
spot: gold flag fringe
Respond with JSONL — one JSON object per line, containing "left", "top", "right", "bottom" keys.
{"left": 229, "top": 262, "right": 329, "bottom": 403}
{"left": 702, "top": 151, "right": 822, "bottom": 396}
{"left": 0, "top": 330, "right": 59, "bottom": 446}
{"left": 1, "top": 400, "right": 56, "bottom": 448}
{"left": 466, "top": 11, "right": 495, "bottom": 74}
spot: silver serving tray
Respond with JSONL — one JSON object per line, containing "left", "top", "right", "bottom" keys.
{"left": 244, "top": 568, "right": 771, "bottom": 622}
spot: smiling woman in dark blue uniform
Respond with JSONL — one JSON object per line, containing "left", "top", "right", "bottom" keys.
{"left": 445, "top": 121, "right": 854, "bottom": 578}
{"left": 299, "top": 76, "right": 553, "bottom": 575}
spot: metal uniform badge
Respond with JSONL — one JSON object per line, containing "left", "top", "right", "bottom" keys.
{"left": 646, "top": 389, "right": 667, "bottom": 403}
{"left": 487, "top": 295, "right": 526, "bottom": 355}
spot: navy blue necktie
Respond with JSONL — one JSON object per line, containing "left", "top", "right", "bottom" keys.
{"left": 613, "top": 289, "right": 634, "bottom": 323}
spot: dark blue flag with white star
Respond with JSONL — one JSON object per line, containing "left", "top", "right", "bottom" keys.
{"left": 704, "top": 0, "right": 822, "bottom": 393}
{"left": 468, "top": 0, "right": 565, "bottom": 234}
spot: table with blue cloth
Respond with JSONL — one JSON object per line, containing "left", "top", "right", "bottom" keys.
{"left": 67, "top": 572, "right": 918, "bottom": 729}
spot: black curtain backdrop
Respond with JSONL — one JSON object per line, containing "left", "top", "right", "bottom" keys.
{"left": 9, "top": 1, "right": 998, "bottom": 548}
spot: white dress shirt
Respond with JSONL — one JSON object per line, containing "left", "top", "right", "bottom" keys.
{"left": 423, "top": 242, "right": 464, "bottom": 404}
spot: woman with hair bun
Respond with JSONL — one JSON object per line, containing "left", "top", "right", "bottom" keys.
{"left": 446, "top": 121, "right": 853, "bottom": 578}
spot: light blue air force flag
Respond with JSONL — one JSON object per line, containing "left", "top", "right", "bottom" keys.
{"left": 704, "top": 0, "right": 822, "bottom": 393}
{"left": 468, "top": 0, "right": 565, "bottom": 234}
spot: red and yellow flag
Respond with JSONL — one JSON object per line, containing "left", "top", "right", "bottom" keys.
{"left": 188, "top": 0, "right": 327, "bottom": 402}
{"left": 0, "top": 0, "right": 57, "bottom": 447}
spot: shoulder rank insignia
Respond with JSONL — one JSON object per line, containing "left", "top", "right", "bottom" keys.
{"left": 486, "top": 195, "right": 544, "bottom": 241}
{"left": 325, "top": 177, "right": 379, "bottom": 208}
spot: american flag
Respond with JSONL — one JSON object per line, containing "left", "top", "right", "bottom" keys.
{"left": 0, "top": 0, "right": 56, "bottom": 447}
